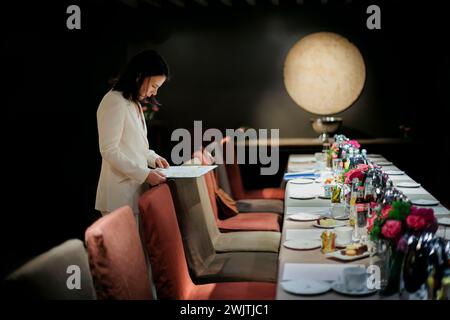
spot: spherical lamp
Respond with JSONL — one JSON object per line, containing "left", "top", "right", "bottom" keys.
{"left": 284, "top": 32, "right": 366, "bottom": 141}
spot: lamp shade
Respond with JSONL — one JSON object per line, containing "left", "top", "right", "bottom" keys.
{"left": 284, "top": 32, "right": 366, "bottom": 115}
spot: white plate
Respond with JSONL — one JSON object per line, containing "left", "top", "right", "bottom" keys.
{"left": 438, "top": 217, "right": 450, "bottom": 226}
{"left": 385, "top": 170, "right": 405, "bottom": 176}
{"left": 375, "top": 162, "right": 393, "bottom": 166}
{"left": 334, "top": 215, "right": 350, "bottom": 221}
{"left": 331, "top": 281, "right": 377, "bottom": 296}
{"left": 325, "top": 250, "right": 370, "bottom": 261}
{"left": 368, "top": 154, "right": 383, "bottom": 158}
{"left": 313, "top": 221, "right": 347, "bottom": 229}
{"left": 336, "top": 241, "right": 352, "bottom": 248}
{"left": 318, "top": 195, "right": 331, "bottom": 200}
{"left": 281, "top": 279, "right": 331, "bottom": 296}
{"left": 289, "top": 178, "right": 314, "bottom": 185}
{"left": 289, "top": 213, "right": 320, "bottom": 222}
{"left": 397, "top": 182, "right": 421, "bottom": 188}
{"left": 411, "top": 199, "right": 440, "bottom": 206}
{"left": 283, "top": 239, "right": 321, "bottom": 250}
{"left": 290, "top": 195, "right": 316, "bottom": 200}
{"left": 290, "top": 159, "right": 316, "bottom": 164}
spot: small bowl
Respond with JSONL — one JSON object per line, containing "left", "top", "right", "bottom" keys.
{"left": 311, "top": 117, "right": 343, "bottom": 142}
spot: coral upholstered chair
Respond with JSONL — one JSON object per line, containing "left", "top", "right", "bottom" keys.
{"left": 204, "top": 171, "right": 281, "bottom": 232}
{"left": 220, "top": 137, "right": 285, "bottom": 201}
{"left": 193, "top": 146, "right": 284, "bottom": 214}
{"left": 138, "top": 184, "right": 276, "bottom": 300}
{"left": 85, "top": 206, "right": 154, "bottom": 300}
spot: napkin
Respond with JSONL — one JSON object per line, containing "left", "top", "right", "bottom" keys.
{"left": 284, "top": 171, "right": 319, "bottom": 181}
{"left": 282, "top": 263, "right": 362, "bottom": 281}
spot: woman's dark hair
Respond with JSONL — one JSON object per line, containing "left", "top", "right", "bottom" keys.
{"left": 113, "top": 50, "right": 169, "bottom": 102}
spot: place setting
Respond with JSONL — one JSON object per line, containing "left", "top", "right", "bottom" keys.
{"left": 330, "top": 267, "right": 378, "bottom": 297}
{"left": 288, "top": 178, "right": 315, "bottom": 185}
{"left": 288, "top": 212, "right": 321, "bottom": 222}
{"left": 437, "top": 217, "right": 450, "bottom": 227}
{"left": 281, "top": 278, "right": 332, "bottom": 296}
{"left": 318, "top": 228, "right": 370, "bottom": 262}
{"left": 384, "top": 170, "right": 405, "bottom": 176}
{"left": 373, "top": 161, "right": 393, "bottom": 167}
{"left": 280, "top": 263, "right": 377, "bottom": 297}
{"left": 410, "top": 199, "right": 440, "bottom": 206}
{"left": 283, "top": 239, "right": 322, "bottom": 251}
{"left": 313, "top": 217, "right": 347, "bottom": 229}
{"left": 396, "top": 181, "right": 421, "bottom": 188}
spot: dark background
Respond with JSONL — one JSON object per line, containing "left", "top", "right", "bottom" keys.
{"left": 1, "top": 0, "right": 449, "bottom": 278}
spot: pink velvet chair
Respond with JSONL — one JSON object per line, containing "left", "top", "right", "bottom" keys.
{"left": 193, "top": 148, "right": 284, "bottom": 215}
{"left": 138, "top": 184, "right": 276, "bottom": 300}
{"left": 221, "top": 137, "right": 284, "bottom": 201}
{"left": 226, "top": 161, "right": 285, "bottom": 200}
{"left": 85, "top": 206, "right": 153, "bottom": 300}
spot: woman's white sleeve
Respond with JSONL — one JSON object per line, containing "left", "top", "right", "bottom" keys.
{"left": 97, "top": 96, "right": 150, "bottom": 183}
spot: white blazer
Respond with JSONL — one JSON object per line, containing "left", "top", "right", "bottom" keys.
{"left": 95, "top": 90, "right": 160, "bottom": 214}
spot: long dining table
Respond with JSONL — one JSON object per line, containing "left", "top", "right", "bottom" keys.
{"left": 276, "top": 154, "right": 450, "bottom": 300}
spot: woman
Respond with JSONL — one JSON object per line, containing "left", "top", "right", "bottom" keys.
{"left": 95, "top": 50, "right": 170, "bottom": 216}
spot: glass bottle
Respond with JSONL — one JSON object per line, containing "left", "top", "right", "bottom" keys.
{"left": 349, "top": 178, "right": 359, "bottom": 228}
{"left": 353, "top": 184, "right": 368, "bottom": 243}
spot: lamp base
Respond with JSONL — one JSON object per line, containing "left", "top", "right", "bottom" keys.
{"left": 311, "top": 117, "right": 343, "bottom": 143}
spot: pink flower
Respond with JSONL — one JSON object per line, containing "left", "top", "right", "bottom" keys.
{"left": 356, "top": 164, "right": 370, "bottom": 171}
{"left": 142, "top": 106, "right": 148, "bottom": 112}
{"left": 406, "top": 206, "right": 437, "bottom": 232}
{"left": 344, "top": 164, "right": 370, "bottom": 184}
{"left": 381, "top": 205, "right": 392, "bottom": 219}
{"left": 406, "top": 215, "right": 427, "bottom": 231}
{"left": 348, "top": 140, "right": 361, "bottom": 149}
{"left": 368, "top": 204, "right": 389, "bottom": 233}
{"left": 344, "top": 169, "right": 364, "bottom": 184}
{"left": 381, "top": 220, "right": 402, "bottom": 239}
{"left": 151, "top": 106, "right": 159, "bottom": 112}
{"left": 367, "top": 215, "right": 376, "bottom": 232}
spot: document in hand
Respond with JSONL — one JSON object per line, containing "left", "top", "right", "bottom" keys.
{"left": 155, "top": 165, "right": 217, "bottom": 178}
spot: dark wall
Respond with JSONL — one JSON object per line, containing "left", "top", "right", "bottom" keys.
{"left": 125, "top": 1, "right": 449, "bottom": 141}
{"left": 1, "top": 0, "right": 449, "bottom": 278}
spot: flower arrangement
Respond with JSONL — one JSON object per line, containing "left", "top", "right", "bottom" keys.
{"left": 367, "top": 201, "right": 438, "bottom": 295}
{"left": 368, "top": 201, "right": 438, "bottom": 247}
{"left": 328, "top": 138, "right": 361, "bottom": 160}
{"left": 141, "top": 96, "right": 162, "bottom": 123}
{"left": 344, "top": 164, "right": 370, "bottom": 184}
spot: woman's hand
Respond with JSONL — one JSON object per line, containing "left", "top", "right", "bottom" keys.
{"left": 155, "top": 157, "right": 170, "bottom": 168}
{"left": 146, "top": 170, "right": 166, "bottom": 186}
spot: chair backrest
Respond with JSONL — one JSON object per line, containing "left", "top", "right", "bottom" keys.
{"left": 203, "top": 171, "right": 221, "bottom": 221}
{"left": 219, "top": 137, "right": 246, "bottom": 199}
{"left": 139, "top": 184, "right": 196, "bottom": 300}
{"left": 194, "top": 143, "right": 233, "bottom": 196}
{"left": 192, "top": 149, "right": 228, "bottom": 222}
{"left": 85, "top": 206, "right": 153, "bottom": 300}
{"left": 167, "top": 178, "right": 218, "bottom": 279}
{"left": 5, "top": 239, "right": 96, "bottom": 300}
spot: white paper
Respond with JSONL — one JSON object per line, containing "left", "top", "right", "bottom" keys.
{"left": 288, "top": 164, "right": 315, "bottom": 172}
{"left": 289, "top": 155, "right": 316, "bottom": 163}
{"left": 433, "top": 206, "right": 450, "bottom": 216}
{"left": 286, "top": 229, "right": 323, "bottom": 241}
{"left": 436, "top": 227, "right": 450, "bottom": 240}
{"left": 287, "top": 183, "right": 322, "bottom": 198}
{"left": 286, "top": 207, "right": 331, "bottom": 216}
{"left": 396, "top": 187, "right": 429, "bottom": 195}
{"left": 387, "top": 174, "right": 413, "bottom": 182}
{"left": 282, "top": 263, "right": 362, "bottom": 281}
{"left": 155, "top": 165, "right": 217, "bottom": 178}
